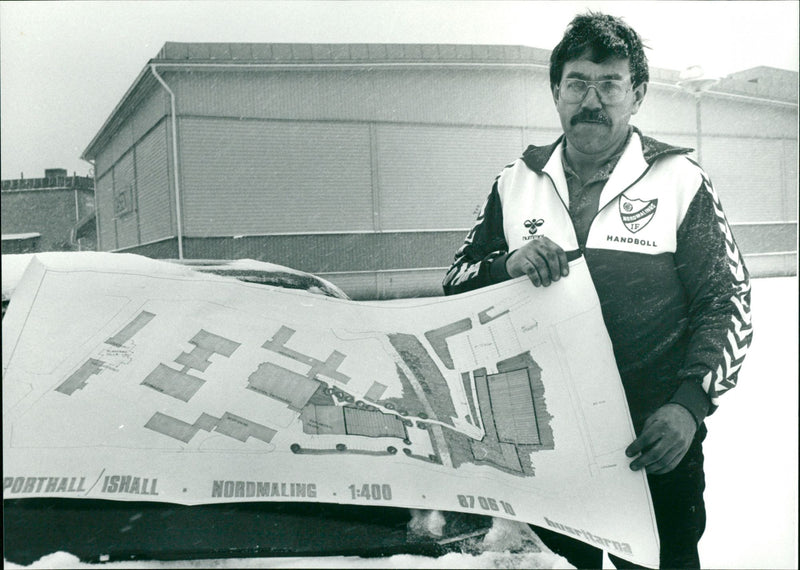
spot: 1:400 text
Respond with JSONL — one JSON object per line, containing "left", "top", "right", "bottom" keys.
{"left": 348, "top": 483, "right": 392, "bottom": 500}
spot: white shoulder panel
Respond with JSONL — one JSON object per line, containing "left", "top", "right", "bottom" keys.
{"left": 498, "top": 161, "right": 579, "bottom": 252}
{"left": 586, "top": 155, "right": 703, "bottom": 255}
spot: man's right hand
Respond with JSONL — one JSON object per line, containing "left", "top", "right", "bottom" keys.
{"left": 505, "top": 237, "right": 569, "bottom": 287}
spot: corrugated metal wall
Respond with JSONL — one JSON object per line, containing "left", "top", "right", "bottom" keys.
{"left": 91, "top": 58, "right": 796, "bottom": 293}
{"left": 132, "top": 88, "right": 170, "bottom": 147}
{"left": 632, "top": 85, "right": 797, "bottom": 273}
{"left": 375, "top": 124, "right": 524, "bottom": 230}
{"left": 705, "top": 137, "right": 786, "bottom": 220}
{"left": 698, "top": 96, "right": 796, "bottom": 274}
{"left": 700, "top": 97, "right": 797, "bottom": 229}
{"left": 702, "top": 97, "right": 796, "bottom": 138}
{"left": 178, "top": 232, "right": 464, "bottom": 271}
{"left": 95, "top": 173, "right": 116, "bottom": 250}
{"left": 135, "top": 123, "right": 173, "bottom": 243}
{"left": 111, "top": 121, "right": 135, "bottom": 170}
{"left": 783, "top": 138, "right": 798, "bottom": 211}
{"left": 113, "top": 151, "right": 138, "bottom": 249}
{"left": 168, "top": 66, "right": 557, "bottom": 239}
{"left": 633, "top": 88, "right": 697, "bottom": 135}
{"left": 178, "top": 118, "right": 374, "bottom": 235}
{"left": 94, "top": 145, "right": 115, "bottom": 187}
{"left": 167, "top": 68, "right": 553, "bottom": 128}
{"left": 92, "top": 88, "right": 170, "bottom": 251}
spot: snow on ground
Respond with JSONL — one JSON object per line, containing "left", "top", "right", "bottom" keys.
{"left": 696, "top": 275, "right": 798, "bottom": 570}
{"left": 4, "top": 520, "right": 572, "bottom": 569}
{"left": 4, "top": 275, "right": 798, "bottom": 569}
{"left": 4, "top": 550, "right": 569, "bottom": 570}
{"left": 0, "top": 252, "right": 348, "bottom": 301}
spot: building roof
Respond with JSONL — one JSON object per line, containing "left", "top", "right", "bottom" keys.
{"left": 155, "top": 42, "right": 554, "bottom": 65}
{"left": 82, "top": 42, "right": 554, "bottom": 160}
{"left": 720, "top": 66, "right": 799, "bottom": 102}
{"left": 1, "top": 233, "right": 41, "bottom": 241}
{"left": 2, "top": 174, "right": 94, "bottom": 193}
{"left": 82, "top": 42, "right": 799, "bottom": 161}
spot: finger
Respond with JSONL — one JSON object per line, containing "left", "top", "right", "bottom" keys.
{"left": 530, "top": 257, "right": 551, "bottom": 287}
{"left": 543, "top": 249, "right": 562, "bottom": 283}
{"left": 523, "top": 260, "right": 542, "bottom": 287}
{"left": 626, "top": 428, "right": 660, "bottom": 457}
{"left": 630, "top": 445, "right": 665, "bottom": 471}
{"left": 536, "top": 237, "right": 567, "bottom": 282}
{"left": 627, "top": 426, "right": 666, "bottom": 470}
{"left": 630, "top": 440, "right": 670, "bottom": 471}
{"left": 646, "top": 447, "right": 684, "bottom": 475}
{"left": 556, "top": 247, "right": 569, "bottom": 277}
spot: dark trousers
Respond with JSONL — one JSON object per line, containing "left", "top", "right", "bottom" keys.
{"left": 533, "top": 427, "right": 707, "bottom": 569}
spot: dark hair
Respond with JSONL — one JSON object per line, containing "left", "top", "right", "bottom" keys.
{"left": 550, "top": 11, "right": 649, "bottom": 89}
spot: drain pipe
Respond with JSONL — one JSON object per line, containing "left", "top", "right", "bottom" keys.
{"left": 150, "top": 64, "right": 184, "bottom": 260}
{"left": 73, "top": 177, "right": 81, "bottom": 250}
{"left": 87, "top": 160, "right": 100, "bottom": 251}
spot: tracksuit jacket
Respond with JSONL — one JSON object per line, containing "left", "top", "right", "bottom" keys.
{"left": 442, "top": 129, "right": 753, "bottom": 432}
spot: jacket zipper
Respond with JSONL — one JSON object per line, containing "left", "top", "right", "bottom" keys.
{"left": 543, "top": 163, "right": 657, "bottom": 255}
{"left": 541, "top": 170, "right": 584, "bottom": 256}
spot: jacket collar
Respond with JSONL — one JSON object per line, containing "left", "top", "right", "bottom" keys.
{"left": 521, "top": 127, "right": 693, "bottom": 173}
{"left": 523, "top": 128, "right": 694, "bottom": 213}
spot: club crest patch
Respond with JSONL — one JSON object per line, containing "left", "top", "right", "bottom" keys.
{"left": 619, "top": 194, "right": 658, "bottom": 234}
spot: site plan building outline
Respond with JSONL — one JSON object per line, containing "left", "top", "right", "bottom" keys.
{"left": 2, "top": 254, "right": 660, "bottom": 567}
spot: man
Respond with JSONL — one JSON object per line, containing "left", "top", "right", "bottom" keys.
{"left": 442, "top": 12, "right": 753, "bottom": 569}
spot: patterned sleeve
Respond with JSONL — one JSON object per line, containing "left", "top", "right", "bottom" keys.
{"left": 672, "top": 167, "right": 753, "bottom": 418}
{"left": 442, "top": 179, "right": 512, "bottom": 296}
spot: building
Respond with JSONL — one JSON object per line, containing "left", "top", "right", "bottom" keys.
{"left": 1, "top": 233, "right": 41, "bottom": 255}
{"left": 81, "top": 43, "right": 798, "bottom": 299}
{"left": 1, "top": 169, "right": 96, "bottom": 252}
{"left": 722, "top": 67, "right": 799, "bottom": 102}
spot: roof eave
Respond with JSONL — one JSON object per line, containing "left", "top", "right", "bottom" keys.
{"left": 82, "top": 61, "right": 162, "bottom": 162}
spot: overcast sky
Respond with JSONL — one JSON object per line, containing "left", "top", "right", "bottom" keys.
{"left": 1, "top": 0, "right": 797, "bottom": 178}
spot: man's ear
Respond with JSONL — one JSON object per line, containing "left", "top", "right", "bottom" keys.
{"left": 631, "top": 82, "right": 647, "bottom": 115}
{"left": 551, "top": 84, "right": 560, "bottom": 105}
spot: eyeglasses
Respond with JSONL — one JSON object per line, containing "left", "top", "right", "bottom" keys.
{"left": 558, "top": 78, "right": 630, "bottom": 104}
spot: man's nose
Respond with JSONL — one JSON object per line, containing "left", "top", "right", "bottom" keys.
{"left": 580, "top": 85, "right": 603, "bottom": 109}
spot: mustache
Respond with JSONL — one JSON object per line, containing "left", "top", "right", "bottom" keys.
{"left": 570, "top": 110, "right": 611, "bottom": 126}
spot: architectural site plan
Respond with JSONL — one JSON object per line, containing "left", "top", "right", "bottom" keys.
{"left": 2, "top": 253, "right": 659, "bottom": 566}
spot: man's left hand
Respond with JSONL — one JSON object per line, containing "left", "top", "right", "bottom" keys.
{"left": 625, "top": 404, "right": 697, "bottom": 475}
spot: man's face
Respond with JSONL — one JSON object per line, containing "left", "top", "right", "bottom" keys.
{"left": 553, "top": 52, "right": 647, "bottom": 157}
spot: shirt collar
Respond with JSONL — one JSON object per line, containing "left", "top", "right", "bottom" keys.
{"left": 561, "top": 127, "right": 632, "bottom": 186}
{"left": 521, "top": 126, "right": 693, "bottom": 173}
